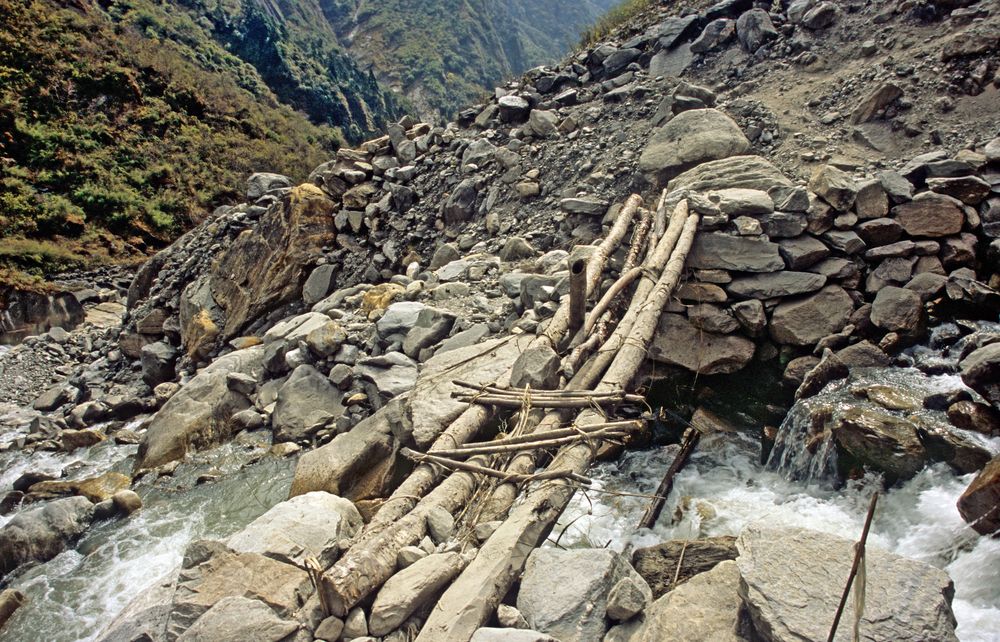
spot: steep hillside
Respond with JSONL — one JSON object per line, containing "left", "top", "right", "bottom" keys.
{"left": 0, "top": 0, "right": 403, "bottom": 284}
{"left": 324, "top": 0, "right": 621, "bottom": 119}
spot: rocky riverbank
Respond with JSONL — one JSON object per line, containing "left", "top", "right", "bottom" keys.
{"left": 1, "top": 0, "right": 999, "bottom": 640}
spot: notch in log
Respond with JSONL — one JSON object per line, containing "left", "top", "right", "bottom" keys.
{"left": 569, "top": 258, "right": 587, "bottom": 333}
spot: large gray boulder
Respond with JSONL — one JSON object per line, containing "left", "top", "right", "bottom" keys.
{"left": 639, "top": 109, "right": 750, "bottom": 186}
{"left": 136, "top": 346, "right": 263, "bottom": 471}
{"left": 226, "top": 491, "right": 362, "bottom": 567}
{"left": 736, "top": 525, "right": 958, "bottom": 642}
{"left": 246, "top": 173, "right": 291, "bottom": 201}
{"left": 667, "top": 156, "right": 794, "bottom": 194}
{"left": 958, "top": 455, "right": 1000, "bottom": 535}
{"left": 959, "top": 343, "right": 1000, "bottom": 406}
{"left": 355, "top": 352, "right": 419, "bottom": 398}
{"left": 517, "top": 547, "right": 648, "bottom": 642}
{"left": 651, "top": 313, "right": 755, "bottom": 375}
{"left": 141, "top": 341, "right": 178, "bottom": 387}
{"left": 0, "top": 496, "right": 94, "bottom": 577}
{"left": 272, "top": 364, "right": 346, "bottom": 443}
{"left": 736, "top": 9, "right": 778, "bottom": 52}
{"left": 892, "top": 193, "right": 964, "bottom": 238}
{"left": 633, "top": 561, "right": 749, "bottom": 642}
{"left": 409, "top": 334, "right": 534, "bottom": 448}
{"left": 769, "top": 286, "right": 853, "bottom": 346}
{"left": 870, "top": 286, "right": 925, "bottom": 334}
{"left": 688, "top": 233, "right": 784, "bottom": 273}
{"left": 176, "top": 596, "right": 299, "bottom": 642}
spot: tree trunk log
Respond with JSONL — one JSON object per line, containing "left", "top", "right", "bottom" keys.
{"left": 415, "top": 207, "right": 699, "bottom": 642}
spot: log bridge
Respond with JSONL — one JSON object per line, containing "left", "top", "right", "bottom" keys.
{"left": 317, "top": 192, "right": 701, "bottom": 639}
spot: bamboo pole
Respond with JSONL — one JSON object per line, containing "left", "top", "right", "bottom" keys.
{"left": 425, "top": 429, "right": 631, "bottom": 458}
{"left": 451, "top": 394, "right": 642, "bottom": 409}
{"left": 450, "top": 420, "right": 641, "bottom": 450}
{"left": 637, "top": 427, "right": 700, "bottom": 529}
{"left": 416, "top": 207, "right": 699, "bottom": 641}
{"left": 828, "top": 492, "right": 879, "bottom": 642}
{"left": 316, "top": 196, "right": 644, "bottom": 615}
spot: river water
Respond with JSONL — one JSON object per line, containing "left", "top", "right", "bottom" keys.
{"left": 557, "top": 323, "right": 1000, "bottom": 642}
{"left": 0, "top": 428, "right": 295, "bottom": 642}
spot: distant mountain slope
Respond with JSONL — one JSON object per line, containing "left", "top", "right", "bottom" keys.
{"left": 324, "top": 0, "right": 622, "bottom": 119}
{"left": 0, "top": 0, "right": 404, "bottom": 282}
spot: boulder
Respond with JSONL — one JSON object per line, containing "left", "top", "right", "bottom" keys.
{"left": 957, "top": 455, "right": 1000, "bottom": 535}
{"left": 854, "top": 179, "right": 890, "bottom": 219}
{"left": 176, "top": 596, "right": 298, "bottom": 642}
{"left": 136, "top": 346, "right": 263, "bottom": 471}
{"left": 736, "top": 525, "right": 957, "bottom": 642}
{"left": 273, "top": 364, "right": 345, "bottom": 443}
{"left": 369, "top": 552, "right": 469, "bottom": 636}
{"left": 809, "top": 165, "right": 857, "bottom": 212}
{"left": 632, "top": 536, "right": 737, "bottom": 599}
{"left": 559, "top": 198, "right": 609, "bottom": 215}
{"left": 831, "top": 407, "right": 928, "bottom": 482}
{"left": 736, "top": 9, "right": 778, "bottom": 52}
{"left": 510, "top": 345, "right": 561, "bottom": 390}
{"left": 377, "top": 301, "right": 427, "bottom": 337}
{"left": 302, "top": 264, "right": 338, "bottom": 306}
{"left": 850, "top": 83, "right": 903, "bottom": 124}
{"left": 0, "top": 496, "right": 94, "bottom": 577}
{"left": 444, "top": 179, "right": 478, "bottom": 225}
{"left": 199, "top": 185, "right": 337, "bottom": 348}
{"left": 226, "top": 491, "right": 362, "bottom": 567}
{"left": 409, "top": 334, "right": 533, "bottom": 447}
{"left": 639, "top": 109, "right": 750, "bottom": 186}
{"left": 403, "top": 308, "right": 456, "bottom": 358}
{"left": 462, "top": 138, "right": 497, "bottom": 167}
{"left": 650, "top": 313, "right": 755, "bottom": 375}
{"left": 246, "top": 173, "right": 291, "bottom": 201}
{"left": 667, "top": 155, "right": 793, "bottom": 195}
{"left": 726, "top": 272, "right": 826, "bottom": 299}
{"left": 517, "top": 547, "right": 644, "bottom": 642}
{"left": 167, "top": 542, "right": 311, "bottom": 639}
{"left": 892, "top": 193, "right": 964, "bottom": 237}
{"left": 959, "top": 343, "right": 1000, "bottom": 406}
{"left": 141, "top": 341, "right": 178, "bottom": 387}
{"left": 498, "top": 95, "right": 530, "bottom": 123}
{"left": 688, "top": 233, "right": 784, "bottom": 273}
{"left": 712, "top": 188, "right": 773, "bottom": 216}
{"left": 288, "top": 405, "right": 395, "bottom": 500}
{"left": 870, "top": 286, "right": 925, "bottom": 335}
{"left": 778, "top": 236, "right": 829, "bottom": 269}
{"left": 769, "top": 286, "right": 853, "bottom": 346}
{"left": 607, "top": 574, "right": 653, "bottom": 621}
{"left": 632, "top": 561, "right": 748, "bottom": 642}
{"left": 28, "top": 470, "right": 130, "bottom": 503}
{"left": 690, "top": 18, "right": 736, "bottom": 53}
{"left": 355, "top": 352, "right": 419, "bottom": 398}
{"left": 526, "top": 110, "right": 559, "bottom": 138}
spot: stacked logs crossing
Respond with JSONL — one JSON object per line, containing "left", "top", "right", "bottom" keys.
{"left": 314, "top": 192, "right": 700, "bottom": 640}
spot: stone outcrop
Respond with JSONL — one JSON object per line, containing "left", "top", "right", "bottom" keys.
{"left": 0, "top": 496, "right": 94, "bottom": 577}
{"left": 736, "top": 525, "right": 958, "bottom": 642}
{"left": 639, "top": 109, "right": 750, "bottom": 186}
{"left": 135, "top": 346, "right": 263, "bottom": 471}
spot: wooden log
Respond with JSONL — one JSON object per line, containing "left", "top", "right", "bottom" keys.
{"left": 317, "top": 196, "right": 644, "bottom": 615}
{"left": 451, "top": 394, "right": 643, "bottom": 409}
{"left": 417, "top": 207, "right": 699, "bottom": 641}
{"left": 400, "top": 448, "right": 594, "bottom": 484}
{"left": 568, "top": 258, "right": 587, "bottom": 333}
{"left": 483, "top": 200, "right": 692, "bottom": 521}
{"left": 426, "top": 429, "right": 632, "bottom": 458}
{"left": 636, "top": 427, "right": 700, "bottom": 529}
{"left": 451, "top": 420, "right": 641, "bottom": 450}
{"left": 581, "top": 266, "right": 644, "bottom": 337}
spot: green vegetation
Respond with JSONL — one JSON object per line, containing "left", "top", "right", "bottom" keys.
{"left": 0, "top": 0, "right": 404, "bottom": 283}
{"left": 581, "top": 0, "right": 656, "bottom": 46}
{"left": 326, "top": 0, "right": 619, "bottom": 119}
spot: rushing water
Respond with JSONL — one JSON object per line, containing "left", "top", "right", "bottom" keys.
{"left": 557, "top": 322, "right": 1000, "bottom": 642}
{"left": 0, "top": 430, "right": 295, "bottom": 642}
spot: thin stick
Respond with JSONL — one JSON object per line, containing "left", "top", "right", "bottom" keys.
{"left": 452, "top": 420, "right": 642, "bottom": 449}
{"left": 451, "top": 381, "right": 640, "bottom": 399}
{"left": 828, "top": 492, "right": 879, "bottom": 642}
{"left": 671, "top": 541, "right": 688, "bottom": 590}
{"left": 400, "top": 448, "right": 592, "bottom": 485}
{"left": 637, "top": 427, "right": 701, "bottom": 529}
{"left": 452, "top": 395, "right": 642, "bottom": 409}
{"left": 428, "top": 430, "right": 629, "bottom": 458}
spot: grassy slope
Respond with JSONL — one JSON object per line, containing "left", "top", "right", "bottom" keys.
{"left": 0, "top": 0, "right": 401, "bottom": 283}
